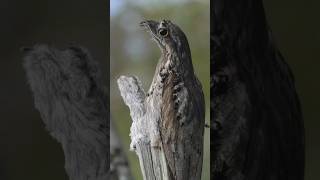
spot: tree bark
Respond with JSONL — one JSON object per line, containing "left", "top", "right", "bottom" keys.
{"left": 117, "top": 76, "right": 169, "bottom": 180}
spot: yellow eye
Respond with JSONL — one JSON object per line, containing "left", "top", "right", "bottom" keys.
{"left": 158, "top": 28, "right": 168, "bottom": 37}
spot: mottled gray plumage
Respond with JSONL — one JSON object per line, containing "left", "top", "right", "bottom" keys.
{"left": 212, "top": 0, "right": 304, "bottom": 179}
{"left": 23, "top": 45, "right": 109, "bottom": 180}
{"left": 141, "top": 20, "right": 205, "bottom": 180}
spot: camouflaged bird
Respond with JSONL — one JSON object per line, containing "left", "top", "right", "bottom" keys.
{"left": 140, "top": 20, "right": 205, "bottom": 180}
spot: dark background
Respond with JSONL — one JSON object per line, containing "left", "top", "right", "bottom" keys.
{"left": 0, "top": 0, "right": 109, "bottom": 179}
{"left": 0, "top": 0, "right": 319, "bottom": 180}
{"left": 264, "top": 1, "right": 320, "bottom": 179}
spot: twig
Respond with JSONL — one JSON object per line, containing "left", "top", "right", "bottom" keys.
{"left": 117, "top": 76, "right": 169, "bottom": 180}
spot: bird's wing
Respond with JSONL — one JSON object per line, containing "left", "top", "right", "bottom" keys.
{"left": 160, "top": 73, "right": 180, "bottom": 179}
{"left": 160, "top": 73, "right": 205, "bottom": 179}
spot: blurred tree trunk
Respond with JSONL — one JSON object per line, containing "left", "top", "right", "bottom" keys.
{"left": 23, "top": 45, "right": 132, "bottom": 180}
{"left": 211, "top": 0, "right": 304, "bottom": 179}
{"left": 110, "top": 119, "right": 134, "bottom": 180}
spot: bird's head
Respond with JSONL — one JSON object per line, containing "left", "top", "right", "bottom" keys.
{"left": 140, "top": 19, "right": 190, "bottom": 56}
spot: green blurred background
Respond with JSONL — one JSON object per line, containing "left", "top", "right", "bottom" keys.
{"left": 110, "top": 0, "right": 210, "bottom": 179}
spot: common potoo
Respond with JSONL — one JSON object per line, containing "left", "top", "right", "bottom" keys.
{"left": 140, "top": 20, "right": 205, "bottom": 179}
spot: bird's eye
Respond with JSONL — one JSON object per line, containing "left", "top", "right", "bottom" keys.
{"left": 158, "top": 28, "right": 168, "bottom": 37}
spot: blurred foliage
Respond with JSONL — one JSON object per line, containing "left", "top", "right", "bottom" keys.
{"left": 110, "top": 0, "right": 210, "bottom": 179}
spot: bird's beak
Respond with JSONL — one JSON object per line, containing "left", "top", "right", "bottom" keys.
{"left": 139, "top": 20, "right": 164, "bottom": 48}
{"left": 139, "top": 20, "right": 158, "bottom": 33}
{"left": 139, "top": 21, "right": 148, "bottom": 27}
